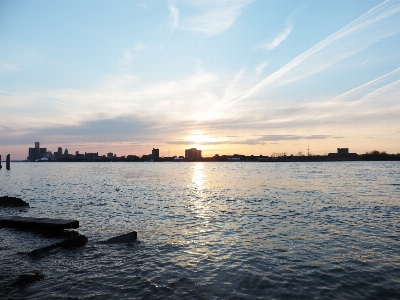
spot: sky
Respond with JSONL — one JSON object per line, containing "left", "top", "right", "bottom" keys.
{"left": 1, "top": 0, "right": 400, "bottom": 160}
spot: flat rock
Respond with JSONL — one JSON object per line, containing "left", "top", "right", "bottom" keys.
{"left": 0, "top": 196, "right": 29, "bottom": 207}
{"left": 99, "top": 231, "right": 137, "bottom": 244}
{"left": 0, "top": 216, "right": 79, "bottom": 231}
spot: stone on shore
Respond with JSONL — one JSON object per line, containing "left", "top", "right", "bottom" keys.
{"left": 99, "top": 231, "right": 137, "bottom": 244}
{"left": 0, "top": 196, "right": 29, "bottom": 207}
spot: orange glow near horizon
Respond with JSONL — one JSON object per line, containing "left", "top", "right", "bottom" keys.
{"left": 185, "top": 131, "right": 218, "bottom": 146}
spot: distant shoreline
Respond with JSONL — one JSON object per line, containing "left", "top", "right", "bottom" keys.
{"left": 3, "top": 158, "right": 400, "bottom": 163}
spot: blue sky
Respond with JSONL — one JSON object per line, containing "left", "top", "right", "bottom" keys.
{"left": 1, "top": 0, "right": 400, "bottom": 159}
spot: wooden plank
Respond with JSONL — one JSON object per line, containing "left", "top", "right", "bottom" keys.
{"left": 0, "top": 216, "right": 79, "bottom": 231}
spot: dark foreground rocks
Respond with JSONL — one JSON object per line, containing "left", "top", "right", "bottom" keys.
{"left": 99, "top": 231, "right": 137, "bottom": 244}
{"left": 0, "top": 216, "right": 79, "bottom": 231}
{"left": 29, "top": 232, "right": 88, "bottom": 258}
{"left": 0, "top": 272, "right": 44, "bottom": 296}
{"left": 1, "top": 202, "right": 138, "bottom": 297}
{"left": 0, "top": 196, "right": 29, "bottom": 207}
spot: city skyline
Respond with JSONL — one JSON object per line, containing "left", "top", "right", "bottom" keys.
{"left": 1, "top": 1, "right": 400, "bottom": 160}
{"left": 21, "top": 141, "right": 399, "bottom": 163}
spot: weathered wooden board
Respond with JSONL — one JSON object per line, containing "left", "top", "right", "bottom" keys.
{"left": 0, "top": 216, "right": 79, "bottom": 231}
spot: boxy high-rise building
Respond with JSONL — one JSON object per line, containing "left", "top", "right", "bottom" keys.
{"left": 185, "top": 148, "right": 202, "bottom": 161}
{"left": 28, "top": 142, "right": 47, "bottom": 161}
{"left": 152, "top": 148, "right": 159, "bottom": 161}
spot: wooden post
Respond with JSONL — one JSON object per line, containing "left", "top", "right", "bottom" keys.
{"left": 0, "top": 155, "right": 2, "bottom": 169}
{"left": 6, "top": 154, "right": 10, "bottom": 170}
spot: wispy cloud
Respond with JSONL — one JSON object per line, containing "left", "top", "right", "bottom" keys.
{"left": 258, "top": 3, "right": 307, "bottom": 51}
{"left": 324, "top": 66, "right": 400, "bottom": 105}
{"left": 260, "top": 26, "right": 293, "bottom": 51}
{"left": 121, "top": 42, "right": 150, "bottom": 66}
{"left": 165, "top": 139, "right": 265, "bottom": 146}
{"left": 0, "top": 61, "right": 18, "bottom": 71}
{"left": 166, "top": 134, "right": 333, "bottom": 146}
{"left": 177, "top": 0, "right": 253, "bottom": 36}
{"left": 255, "top": 61, "right": 268, "bottom": 77}
{"left": 0, "top": 89, "right": 25, "bottom": 96}
{"left": 224, "top": 0, "right": 400, "bottom": 108}
{"left": 259, "top": 135, "right": 332, "bottom": 141}
{"left": 168, "top": 0, "right": 179, "bottom": 32}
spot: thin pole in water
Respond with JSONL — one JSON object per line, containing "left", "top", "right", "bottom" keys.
{"left": 6, "top": 154, "right": 10, "bottom": 170}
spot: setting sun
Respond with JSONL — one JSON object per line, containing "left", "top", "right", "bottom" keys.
{"left": 186, "top": 132, "right": 217, "bottom": 145}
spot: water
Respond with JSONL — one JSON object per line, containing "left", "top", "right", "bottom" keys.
{"left": 1, "top": 162, "right": 399, "bottom": 299}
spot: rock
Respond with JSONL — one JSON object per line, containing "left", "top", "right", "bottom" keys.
{"left": 10, "top": 272, "right": 45, "bottom": 288}
{"left": 29, "top": 233, "right": 88, "bottom": 258}
{"left": 99, "top": 231, "right": 137, "bottom": 244}
{"left": 59, "top": 234, "right": 88, "bottom": 248}
{"left": 0, "top": 216, "right": 79, "bottom": 231}
{"left": 28, "top": 243, "right": 59, "bottom": 258}
{"left": 0, "top": 272, "right": 44, "bottom": 296}
{"left": 0, "top": 196, "right": 29, "bottom": 207}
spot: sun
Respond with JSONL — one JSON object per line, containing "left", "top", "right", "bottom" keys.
{"left": 186, "top": 131, "right": 216, "bottom": 145}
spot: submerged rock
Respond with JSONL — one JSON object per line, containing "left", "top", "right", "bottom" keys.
{"left": 0, "top": 196, "right": 29, "bottom": 207}
{"left": 10, "top": 272, "right": 45, "bottom": 288}
{"left": 0, "top": 272, "right": 44, "bottom": 296}
{"left": 58, "top": 234, "right": 88, "bottom": 248}
{"left": 29, "top": 233, "right": 88, "bottom": 258}
{"left": 99, "top": 231, "right": 137, "bottom": 244}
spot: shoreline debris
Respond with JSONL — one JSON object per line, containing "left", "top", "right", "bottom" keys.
{"left": 99, "top": 231, "right": 137, "bottom": 244}
{"left": 0, "top": 272, "right": 44, "bottom": 296}
{"left": 29, "top": 232, "right": 88, "bottom": 258}
{"left": 0, "top": 196, "right": 29, "bottom": 207}
{"left": 6, "top": 154, "right": 10, "bottom": 170}
{"left": 0, "top": 216, "right": 79, "bottom": 231}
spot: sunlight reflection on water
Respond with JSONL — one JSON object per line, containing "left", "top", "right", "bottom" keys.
{"left": 0, "top": 162, "right": 399, "bottom": 299}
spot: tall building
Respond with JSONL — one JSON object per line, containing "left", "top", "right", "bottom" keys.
{"left": 185, "top": 148, "right": 202, "bottom": 160}
{"left": 35, "top": 142, "right": 40, "bottom": 160}
{"left": 28, "top": 142, "right": 47, "bottom": 161}
{"left": 152, "top": 148, "right": 159, "bottom": 161}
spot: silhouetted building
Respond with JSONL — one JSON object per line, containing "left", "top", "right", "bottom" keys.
{"left": 85, "top": 152, "right": 99, "bottom": 160}
{"left": 46, "top": 151, "right": 55, "bottom": 160}
{"left": 328, "top": 147, "right": 358, "bottom": 160}
{"left": 227, "top": 154, "right": 245, "bottom": 161}
{"left": 55, "top": 147, "right": 63, "bottom": 159}
{"left": 28, "top": 142, "right": 47, "bottom": 161}
{"left": 152, "top": 148, "right": 159, "bottom": 161}
{"left": 107, "top": 152, "right": 114, "bottom": 159}
{"left": 185, "top": 148, "right": 202, "bottom": 160}
{"left": 64, "top": 149, "right": 69, "bottom": 156}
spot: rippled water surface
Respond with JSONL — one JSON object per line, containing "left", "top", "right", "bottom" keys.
{"left": 1, "top": 162, "right": 400, "bottom": 299}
